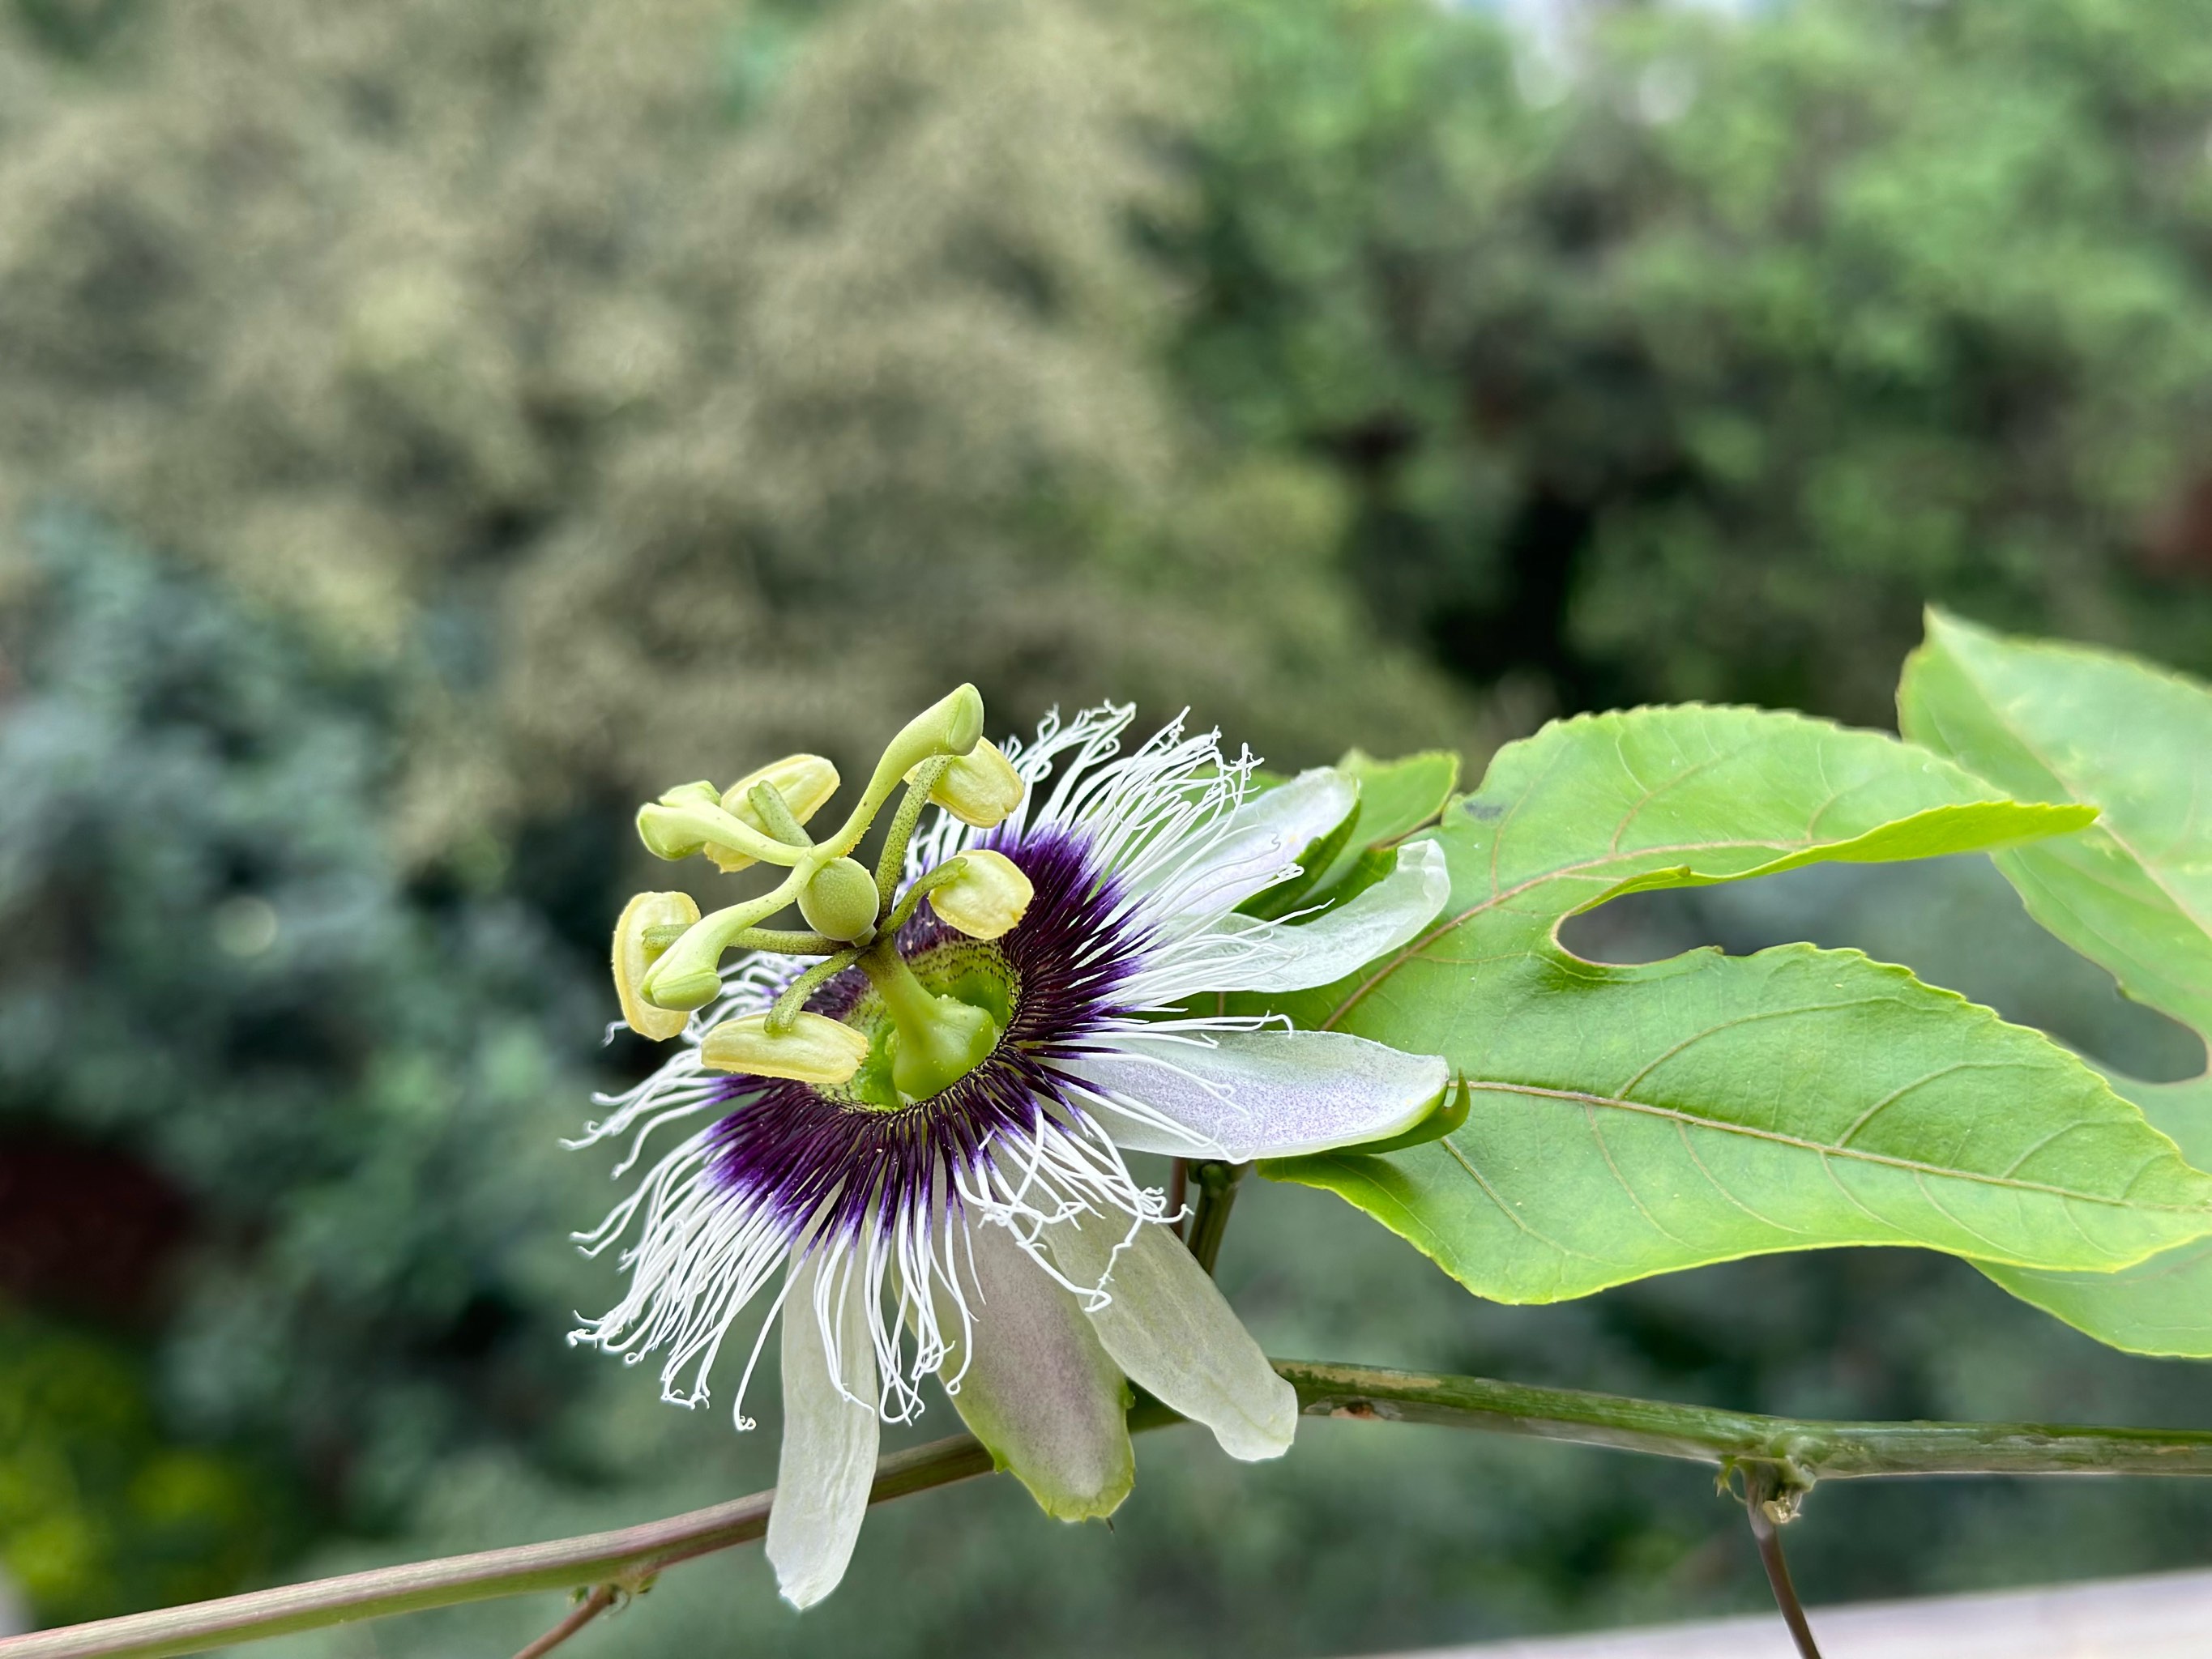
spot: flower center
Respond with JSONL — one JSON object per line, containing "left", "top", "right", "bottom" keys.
{"left": 834, "top": 937, "right": 1017, "bottom": 1109}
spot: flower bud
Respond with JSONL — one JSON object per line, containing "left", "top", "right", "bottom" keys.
{"left": 612, "top": 890, "right": 701, "bottom": 1042}
{"left": 920, "top": 737, "right": 1023, "bottom": 828}
{"left": 798, "top": 855, "right": 880, "bottom": 941}
{"left": 928, "top": 850, "right": 1033, "bottom": 941}
{"left": 702, "top": 1011, "right": 870, "bottom": 1085}
{"left": 707, "top": 754, "right": 842, "bottom": 874}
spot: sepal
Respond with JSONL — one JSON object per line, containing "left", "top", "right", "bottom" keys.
{"left": 1261, "top": 1077, "right": 1467, "bottom": 1167}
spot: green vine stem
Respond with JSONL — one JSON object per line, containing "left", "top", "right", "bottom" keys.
{"left": 1184, "top": 1160, "right": 1246, "bottom": 1274}
{"left": 1278, "top": 1361, "right": 2212, "bottom": 1479}
{"left": 15, "top": 1363, "right": 2212, "bottom": 1659}
{"left": 0, "top": 1428, "right": 1011, "bottom": 1659}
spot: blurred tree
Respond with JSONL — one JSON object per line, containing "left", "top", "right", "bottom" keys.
{"left": 0, "top": 0, "right": 1478, "bottom": 864}
{"left": 1180, "top": 0, "right": 2212, "bottom": 721}
{"left": 0, "top": 514, "right": 611, "bottom": 1614}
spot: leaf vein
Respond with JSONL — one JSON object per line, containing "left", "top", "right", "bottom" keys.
{"left": 1472, "top": 1081, "right": 2203, "bottom": 1212}
{"left": 1439, "top": 1137, "right": 1607, "bottom": 1263}
{"left": 1911, "top": 1168, "right": 2017, "bottom": 1257}
{"left": 1954, "top": 655, "right": 2211, "bottom": 936}
{"left": 1582, "top": 1101, "right": 1694, "bottom": 1247}
{"left": 1614, "top": 998, "right": 1894, "bottom": 1098}
{"left": 1674, "top": 1119, "right": 1806, "bottom": 1235}
{"left": 1834, "top": 1061, "right": 2001, "bottom": 1148}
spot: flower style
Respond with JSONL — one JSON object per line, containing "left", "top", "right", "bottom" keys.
{"left": 571, "top": 704, "right": 1453, "bottom": 1607}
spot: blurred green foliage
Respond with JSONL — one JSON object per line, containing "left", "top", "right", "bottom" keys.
{"left": 1182, "top": 0, "right": 2212, "bottom": 719}
{"left": 0, "top": 0, "right": 1475, "bottom": 859}
{"left": 0, "top": 515, "right": 617, "bottom": 1612}
{"left": 0, "top": 1311, "right": 270, "bottom": 1627}
{"left": 1, "top": 0, "right": 2211, "bottom": 1648}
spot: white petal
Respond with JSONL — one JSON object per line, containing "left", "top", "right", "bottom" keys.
{"left": 935, "top": 1222, "right": 1134, "bottom": 1521}
{"left": 1046, "top": 1218, "right": 1297, "bottom": 1462}
{"left": 1060, "top": 1028, "right": 1450, "bottom": 1161}
{"left": 767, "top": 1249, "right": 881, "bottom": 1610}
{"left": 1141, "top": 767, "right": 1356, "bottom": 922}
{"left": 1198, "top": 837, "right": 1450, "bottom": 995}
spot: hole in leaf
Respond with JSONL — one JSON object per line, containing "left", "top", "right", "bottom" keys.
{"left": 1556, "top": 856, "right": 2206, "bottom": 1085}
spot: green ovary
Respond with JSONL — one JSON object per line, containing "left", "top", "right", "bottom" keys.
{"left": 835, "top": 940, "right": 1018, "bottom": 1110}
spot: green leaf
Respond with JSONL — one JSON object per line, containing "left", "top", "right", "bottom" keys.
{"left": 1899, "top": 611, "right": 2212, "bottom": 1354}
{"left": 1270, "top": 943, "right": 2212, "bottom": 1300}
{"left": 1243, "top": 749, "right": 1461, "bottom": 920}
{"left": 1899, "top": 611, "right": 2212, "bottom": 1046}
{"left": 1259, "top": 705, "right": 2208, "bottom": 1302}
{"left": 1971, "top": 1077, "right": 2212, "bottom": 1357}
{"left": 1305, "top": 748, "right": 1458, "bottom": 898}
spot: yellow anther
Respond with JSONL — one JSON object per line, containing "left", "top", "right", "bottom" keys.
{"left": 920, "top": 738, "right": 1023, "bottom": 829}
{"left": 612, "top": 890, "right": 702, "bottom": 1042}
{"left": 927, "top": 850, "right": 1034, "bottom": 941}
{"left": 708, "top": 754, "right": 842, "bottom": 873}
{"left": 701, "top": 1011, "right": 870, "bottom": 1085}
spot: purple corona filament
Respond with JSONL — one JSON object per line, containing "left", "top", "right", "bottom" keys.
{"left": 703, "top": 825, "right": 1145, "bottom": 1251}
